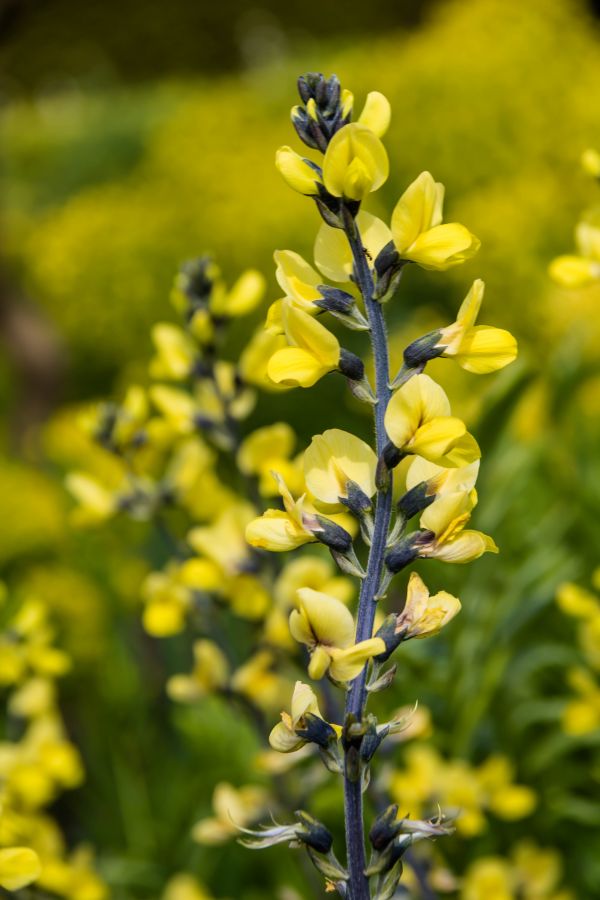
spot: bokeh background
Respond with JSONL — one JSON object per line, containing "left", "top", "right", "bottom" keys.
{"left": 2, "top": 0, "right": 600, "bottom": 896}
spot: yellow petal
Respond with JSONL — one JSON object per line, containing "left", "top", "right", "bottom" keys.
{"left": 238, "top": 423, "right": 296, "bottom": 475}
{"left": 323, "top": 124, "right": 389, "bottom": 200}
{"left": 290, "top": 680, "right": 322, "bottom": 724}
{"left": 0, "top": 848, "right": 41, "bottom": 891}
{"left": 292, "top": 587, "right": 356, "bottom": 649}
{"left": 267, "top": 347, "right": 333, "bottom": 387}
{"left": 404, "top": 223, "right": 480, "bottom": 270}
{"left": 304, "top": 428, "right": 377, "bottom": 504}
{"left": 548, "top": 255, "right": 599, "bottom": 287}
{"left": 275, "top": 146, "right": 322, "bottom": 195}
{"left": 269, "top": 720, "right": 305, "bottom": 752}
{"left": 239, "top": 327, "right": 291, "bottom": 392}
{"left": 421, "top": 490, "right": 475, "bottom": 537}
{"left": 453, "top": 326, "right": 518, "bottom": 374}
{"left": 391, "top": 171, "right": 444, "bottom": 252}
{"left": 357, "top": 91, "right": 392, "bottom": 138}
{"left": 430, "top": 529, "right": 498, "bottom": 563}
{"left": 328, "top": 638, "right": 386, "bottom": 681}
{"left": 410, "top": 416, "right": 467, "bottom": 462}
{"left": 314, "top": 211, "right": 393, "bottom": 283}
{"left": 245, "top": 509, "right": 313, "bottom": 551}
{"left": 439, "top": 432, "right": 481, "bottom": 467}
{"left": 274, "top": 250, "right": 322, "bottom": 308}
{"left": 211, "top": 269, "right": 265, "bottom": 317}
{"left": 308, "top": 645, "right": 332, "bottom": 679}
{"left": 384, "top": 374, "right": 451, "bottom": 450}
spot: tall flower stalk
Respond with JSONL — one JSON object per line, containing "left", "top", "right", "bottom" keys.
{"left": 246, "top": 72, "right": 517, "bottom": 899}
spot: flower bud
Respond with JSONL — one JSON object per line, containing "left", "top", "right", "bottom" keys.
{"left": 369, "top": 805, "right": 402, "bottom": 851}
{"left": 295, "top": 811, "right": 333, "bottom": 854}
{"left": 303, "top": 514, "right": 354, "bottom": 554}
{"left": 402, "top": 331, "right": 444, "bottom": 369}
{"left": 338, "top": 348, "right": 365, "bottom": 382}
{"left": 385, "top": 531, "right": 433, "bottom": 574}
{"left": 397, "top": 480, "right": 436, "bottom": 520}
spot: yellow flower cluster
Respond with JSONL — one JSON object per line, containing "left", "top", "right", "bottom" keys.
{"left": 461, "top": 841, "right": 574, "bottom": 900}
{"left": 549, "top": 149, "right": 600, "bottom": 289}
{"left": 387, "top": 743, "right": 536, "bottom": 837}
{"left": 556, "top": 577, "right": 600, "bottom": 735}
{"left": 0, "top": 584, "right": 106, "bottom": 898}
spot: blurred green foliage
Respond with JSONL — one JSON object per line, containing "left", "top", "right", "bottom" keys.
{"left": 2, "top": 0, "right": 600, "bottom": 896}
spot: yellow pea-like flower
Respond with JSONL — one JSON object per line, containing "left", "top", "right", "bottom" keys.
{"left": 396, "top": 572, "right": 461, "bottom": 639}
{"left": 188, "top": 503, "right": 255, "bottom": 576}
{"left": 562, "top": 667, "right": 600, "bottom": 735}
{"left": 192, "top": 782, "right": 269, "bottom": 845}
{"left": 391, "top": 171, "right": 480, "bottom": 270}
{"left": 0, "top": 847, "right": 41, "bottom": 891}
{"left": 405, "top": 456, "right": 480, "bottom": 498}
{"left": 167, "top": 639, "right": 230, "bottom": 703}
{"left": 478, "top": 756, "right": 536, "bottom": 821}
{"left": 549, "top": 218, "right": 600, "bottom": 287}
{"left": 269, "top": 681, "right": 334, "bottom": 752}
{"left": 267, "top": 303, "right": 340, "bottom": 388}
{"left": 237, "top": 422, "right": 304, "bottom": 497}
{"left": 461, "top": 857, "right": 514, "bottom": 900}
{"left": 275, "top": 146, "right": 323, "bottom": 195}
{"left": 274, "top": 249, "right": 323, "bottom": 311}
{"left": 65, "top": 473, "right": 116, "bottom": 527}
{"left": 419, "top": 490, "right": 498, "bottom": 563}
{"left": 246, "top": 472, "right": 316, "bottom": 552}
{"left": 149, "top": 385, "right": 196, "bottom": 433}
{"left": 437, "top": 280, "right": 518, "bottom": 374}
{"left": 322, "top": 123, "right": 389, "bottom": 201}
{"left": 304, "top": 428, "right": 377, "bottom": 505}
{"left": 314, "top": 211, "right": 393, "bottom": 283}
{"left": 162, "top": 873, "right": 214, "bottom": 900}
{"left": 289, "top": 588, "right": 384, "bottom": 681}
{"left": 209, "top": 269, "right": 266, "bottom": 317}
{"left": 150, "top": 323, "right": 196, "bottom": 380}
{"left": 239, "top": 326, "right": 290, "bottom": 392}
{"left": 384, "top": 374, "right": 480, "bottom": 466}
{"left": 556, "top": 582, "right": 599, "bottom": 620}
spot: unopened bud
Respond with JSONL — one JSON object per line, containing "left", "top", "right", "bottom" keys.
{"left": 397, "top": 481, "right": 436, "bottom": 520}
{"left": 295, "top": 811, "right": 333, "bottom": 854}
{"left": 304, "top": 514, "right": 353, "bottom": 554}
{"left": 385, "top": 531, "right": 433, "bottom": 574}
{"left": 403, "top": 331, "right": 444, "bottom": 369}
{"left": 369, "top": 805, "right": 402, "bottom": 851}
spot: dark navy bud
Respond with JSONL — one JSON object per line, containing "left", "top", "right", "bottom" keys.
{"left": 297, "top": 73, "right": 323, "bottom": 103}
{"left": 308, "top": 515, "right": 353, "bottom": 554}
{"left": 360, "top": 723, "right": 385, "bottom": 764}
{"left": 385, "top": 531, "right": 435, "bottom": 574}
{"left": 373, "top": 614, "right": 403, "bottom": 663}
{"left": 403, "top": 331, "right": 444, "bottom": 369}
{"left": 369, "top": 805, "right": 402, "bottom": 851}
{"left": 315, "top": 286, "right": 356, "bottom": 315}
{"left": 339, "top": 349, "right": 365, "bottom": 382}
{"left": 341, "top": 480, "right": 372, "bottom": 517}
{"left": 295, "top": 811, "right": 333, "bottom": 854}
{"left": 315, "top": 192, "right": 344, "bottom": 228}
{"left": 374, "top": 241, "right": 401, "bottom": 278}
{"left": 397, "top": 481, "right": 436, "bottom": 520}
{"left": 295, "top": 713, "right": 338, "bottom": 749}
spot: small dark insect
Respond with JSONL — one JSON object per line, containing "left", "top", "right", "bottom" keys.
{"left": 364, "top": 247, "right": 373, "bottom": 261}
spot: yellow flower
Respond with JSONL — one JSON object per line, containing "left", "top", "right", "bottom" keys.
{"left": 267, "top": 304, "right": 340, "bottom": 388}
{"left": 418, "top": 490, "right": 498, "bottom": 564}
{"left": 269, "top": 681, "right": 340, "bottom": 752}
{"left": 141, "top": 566, "right": 194, "bottom": 637}
{"left": 274, "top": 556, "right": 353, "bottom": 609}
{"left": 289, "top": 588, "right": 384, "bottom": 681}
{"left": 562, "top": 667, "right": 600, "bottom": 735}
{"left": 384, "top": 374, "right": 480, "bottom": 466}
{"left": 237, "top": 423, "right": 304, "bottom": 497}
{"left": 65, "top": 473, "right": 116, "bottom": 527}
{"left": 437, "top": 280, "right": 518, "bottom": 373}
{"left": 582, "top": 148, "right": 600, "bottom": 178}
{"left": 391, "top": 171, "right": 480, "bottom": 270}
{"left": 274, "top": 249, "right": 323, "bottom": 312}
{"left": 231, "top": 651, "right": 290, "bottom": 713}
{"left": 239, "top": 327, "right": 290, "bottom": 392}
{"left": 275, "top": 146, "right": 323, "bottom": 195}
{"left": 322, "top": 123, "right": 389, "bottom": 201}
{"left": 192, "top": 782, "right": 269, "bottom": 845}
{"left": 477, "top": 756, "right": 536, "bottom": 821}
{"left": 549, "top": 216, "right": 600, "bottom": 287}
{"left": 461, "top": 857, "right": 514, "bottom": 900}
{"left": 167, "top": 640, "right": 230, "bottom": 703}
{"left": 162, "top": 873, "right": 214, "bottom": 900}
{"left": 150, "top": 323, "right": 196, "bottom": 380}
{"left": 556, "top": 581, "right": 599, "bottom": 619}
{"left": 405, "top": 456, "right": 480, "bottom": 498}
{"left": 246, "top": 473, "right": 317, "bottom": 552}
{"left": 303, "top": 428, "right": 377, "bottom": 506}
{"left": 188, "top": 503, "right": 255, "bottom": 576}
{"left": 209, "top": 269, "right": 265, "bottom": 317}
{"left": 395, "top": 572, "right": 461, "bottom": 639}
{"left": 511, "top": 840, "right": 564, "bottom": 899}
{"left": 314, "top": 211, "right": 392, "bottom": 283}
{"left": 0, "top": 847, "right": 41, "bottom": 891}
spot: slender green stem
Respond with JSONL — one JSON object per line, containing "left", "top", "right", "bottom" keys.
{"left": 342, "top": 211, "right": 394, "bottom": 900}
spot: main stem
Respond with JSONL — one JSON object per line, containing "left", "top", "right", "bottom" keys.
{"left": 342, "top": 214, "right": 393, "bottom": 900}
